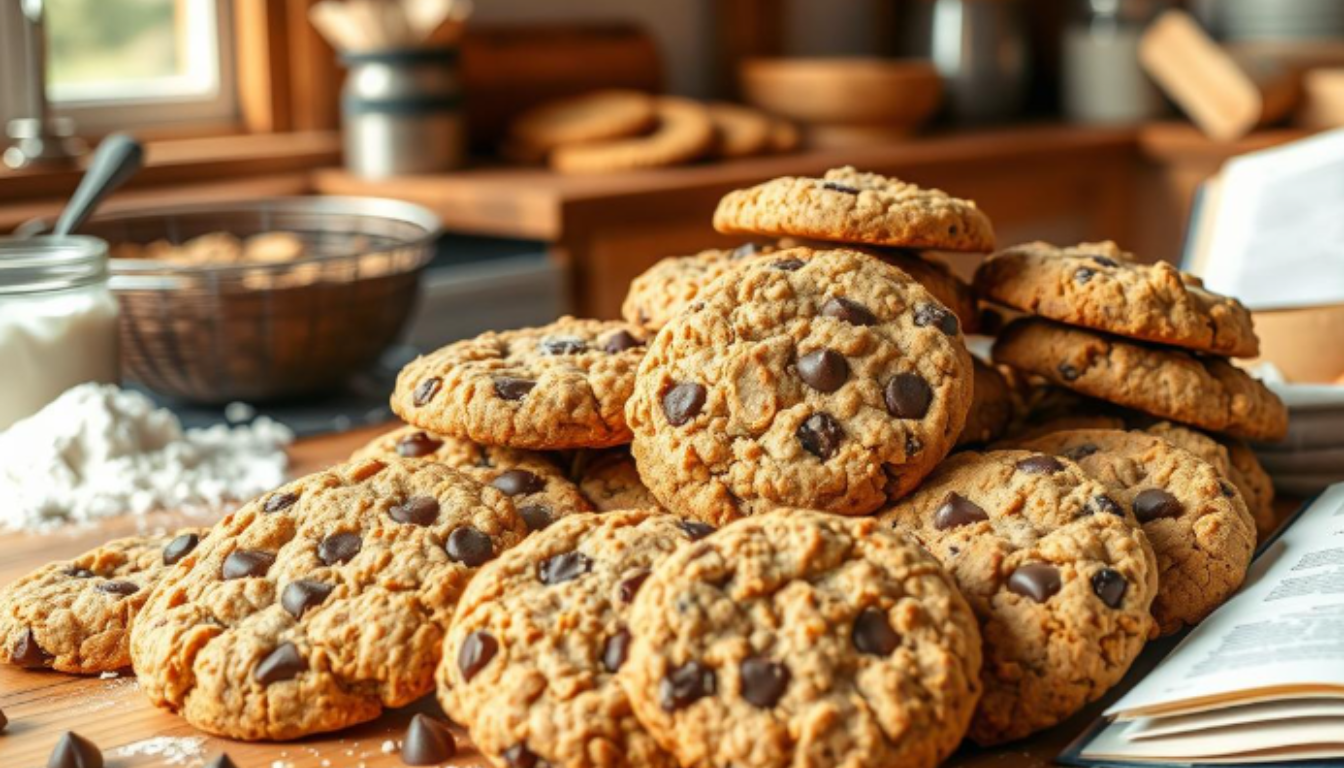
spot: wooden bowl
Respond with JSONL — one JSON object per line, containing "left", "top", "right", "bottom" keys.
{"left": 740, "top": 57, "right": 943, "bottom": 127}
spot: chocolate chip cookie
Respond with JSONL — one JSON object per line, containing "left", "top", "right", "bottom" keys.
{"left": 130, "top": 458, "right": 527, "bottom": 740}
{"left": 438, "top": 510, "right": 704, "bottom": 768}
{"left": 622, "top": 510, "right": 983, "bottom": 768}
{"left": 626, "top": 247, "right": 974, "bottom": 522}
{"left": 957, "top": 358, "right": 1014, "bottom": 447}
{"left": 713, "top": 166, "right": 995, "bottom": 253}
{"left": 621, "top": 242, "right": 785, "bottom": 333}
{"left": 571, "top": 448, "right": 661, "bottom": 512}
{"left": 1142, "top": 422, "right": 1277, "bottom": 542}
{"left": 351, "top": 424, "right": 592, "bottom": 532}
{"left": 0, "top": 530, "right": 206, "bottom": 674}
{"left": 975, "top": 241, "right": 1259, "bottom": 358}
{"left": 393, "top": 317, "right": 649, "bottom": 451}
{"left": 1013, "top": 429, "right": 1256, "bottom": 635}
{"left": 992, "top": 318, "right": 1287, "bottom": 441}
{"left": 879, "top": 450, "right": 1159, "bottom": 745}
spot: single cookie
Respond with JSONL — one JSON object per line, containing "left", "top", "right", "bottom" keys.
{"left": 571, "top": 448, "right": 661, "bottom": 512}
{"left": 879, "top": 450, "right": 1159, "bottom": 745}
{"left": 621, "top": 242, "right": 785, "bottom": 333}
{"left": 510, "top": 90, "right": 656, "bottom": 152}
{"left": 713, "top": 166, "right": 995, "bottom": 253}
{"left": 0, "top": 530, "right": 207, "bottom": 674}
{"left": 438, "top": 510, "right": 706, "bottom": 768}
{"left": 392, "top": 317, "right": 649, "bottom": 451}
{"left": 551, "top": 97, "right": 715, "bottom": 174}
{"left": 707, "top": 102, "right": 773, "bottom": 158}
{"left": 622, "top": 510, "right": 983, "bottom": 768}
{"left": 957, "top": 358, "right": 1015, "bottom": 447}
{"left": 992, "top": 318, "right": 1288, "bottom": 441}
{"left": 351, "top": 424, "right": 592, "bottom": 532}
{"left": 1013, "top": 429, "right": 1256, "bottom": 635}
{"left": 626, "top": 247, "right": 974, "bottom": 523}
{"left": 975, "top": 241, "right": 1259, "bottom": 358}
{"left": 130, "top": 458, "right": 527, "bottom": 740}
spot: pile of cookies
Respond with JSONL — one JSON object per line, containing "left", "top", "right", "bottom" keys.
{"left": 0, "top": 166, "right": 1289, "bottom": 768}
{"left": 504, "top": 89, "right": 799, "bottom": 173}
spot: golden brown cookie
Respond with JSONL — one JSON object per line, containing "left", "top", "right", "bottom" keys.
{"left": 509, "top": 90, "right": 656, "bottom": 152}
{"left": 621, "top": 242, "right": 784, "bottom": 333}
{"left": 551, "top": 97, "right": 715, "bottom": 174}
{"left": 957, "top": 358, "right": 1014, "bottom": 447}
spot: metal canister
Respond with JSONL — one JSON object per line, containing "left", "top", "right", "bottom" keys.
{"left": 341, "top": 48, "right": 464, "bottom": 179}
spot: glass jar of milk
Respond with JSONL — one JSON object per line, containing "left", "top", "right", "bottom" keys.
{"left": 0, "top": 236, "right": 119, "bottom": 430}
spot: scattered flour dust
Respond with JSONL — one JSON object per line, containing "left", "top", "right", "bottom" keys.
{"left": 111, "top": 735, "right": 207, "bottom": 766}
{"left": 0, "top": 383, "right": 292, "bottom": 531}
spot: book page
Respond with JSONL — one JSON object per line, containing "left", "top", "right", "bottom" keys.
{"left": 1128, "top": 698, "right": 1344, "bottom": 739}
{"left": 1083, "top": 717, "right": 1344, "bottom": 763}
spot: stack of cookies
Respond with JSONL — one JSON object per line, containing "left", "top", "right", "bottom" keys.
{"left": 0, "top": 166, "right": 1291, "bottom": 768}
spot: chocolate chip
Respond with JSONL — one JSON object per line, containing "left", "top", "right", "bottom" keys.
{"left": 519, "top": 505, "right": 553, "bottom": 532}
{"left": 390, "top": 496, "right": 440, "bottom": 526}
{"left": 823, "top": 181, "right": 860, "bottom": 194}
{"left": 1016, "top": 455, "right": 1065, "bottom": 475}
{"left": 1091, "top": 255, "right": 1119, "bottom": 268}
{"left": 447, "top": 526, "right": 494, "bottom": 567}
{"left": 884, "top": 373, "right": 932, "bottom": 419}
{"left": 1064, "top": 443, "right": 1099, "bottom": 461}
{"left": 821, "top": 296, "right": 877, "bottom": 326}
{"left": 254, "top": 642, "right": 306, "bottom": 685}
{"left": 618, "top": 569, "right": 651, "bottom": 603}
{"left": 538, "top": 551, "right": 592, "bottom": 585}
{"left": 603, "top": 330, "right": 644, "bottom": 354}
{"left": 1075, "top": 267, "right": 1096, "bottom": 284}
{"left": 492, "top": 469, "right": 544, "bottom": 497}
{"left": 162, "top": 533, "right": 200, "bottom": 566}
{"left": 731, "top": 243, "right": 762, "bottom": 259}
{"left": 662, "top": 382, "right": 706, "bottom": 426}
{"left": 264, "top": 492, "right": 298, "bottom": 513}
{"left": 96, "top": 580, "right": 139, "bottom": 597}
{"left": 503, "top": 744, "right": 541, "bottom": 768}
{"left": 740, "top": 657, "right": 790, "bottom": 708}
{"left": 47, "top": 732, "right": 103, "bottom": 768}
{"left": 678, "top": 519, "right": 716, "bottom": 540}
{"left": 659, "top": 661, "right": 715, "bottom": 711}
{"left": 413, "top": 377, "right": 442, "bottom": 406}
{"left": 797, "top": 349, "right": 848, "bottom": 392}
{"left": 458, "top": 630, "right": 498, "bottom": 681}
{"left": 1092, "top": 568, "right": 1128, "bottom": 608}
{"left": 318, "top": 532, "right": 362, "bottom": 566}
{"left": 402, "top": 713, "right": 457, "bottom": 766}
{"left": 1058, "top": 363, "right": 1081, "bottom": 381}
{"left": 934, "top": 492, "right": 989, "bottom": 530}
{"left": 1088, "top": 494, "right": 1124, "bottom": 517}
{"left": 222, "top": 550, "right": 275, "bottom": 580}
{"left": 772, "top": 258, "right": 805, "bottom": 271}
{"left": 1134, "top": 488, "right": 1183, "bottom": 522}
{"left": 396, "top": 431, "right": 443, "bottom": 458}
{"left": 281, "top": 580, "right": 334, "bottom": 619}
{"left": 540, "top": 336, "right": 587, "bottom": 355}
{"left": 494, "top": 377, "right": 536, "bottom": 400}
{"left": 1007, "top": 563, "right": 1062, "bottom": 603}
{"left": 602, "top": 628, "right": 631, "bottom": 672}
{"left": 1220, "top": 480, "right": 1237, "bottom": 498}
{"left": 64, "top": 567, "right": 94, "bottom": 579}
{"left": 852, "top": 607, "right": 900, "bottom": 656}
{"left": 914, "top": 303, "right": 959, "bottom": 336}
{"left": 204, "top": 754, "right": 237, "bottom": 768}
{"left": 797, "top": 412, "right": 844, "bottom": 459}
{"left": 12, "top": 627, "right": 53, "bottom": 669}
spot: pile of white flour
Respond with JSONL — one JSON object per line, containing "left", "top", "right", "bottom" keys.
{"left": 0, "top": 383, "right": 293, "bottom": 531}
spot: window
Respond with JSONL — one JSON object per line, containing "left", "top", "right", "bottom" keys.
{"left": 0, "top": 0, "right": 238, "bottom": 134}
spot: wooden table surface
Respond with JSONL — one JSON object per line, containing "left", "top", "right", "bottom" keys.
{"left": 0, "top": 424, "right": 1132, "bottom": 768}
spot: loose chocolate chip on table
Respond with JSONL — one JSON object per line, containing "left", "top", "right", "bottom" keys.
{"left": 853, "top": 607, "right": 900, "bottom": 656}
{"left": 204, "top": 754, "right": 238, "bottom": 768}
{"left": 934, "top": 492, "right": 989, "bottom": 530}
{"left": 264, "top": 492, "right": 299, "bottom": 514}
{"left": 618, "top": 569, "right": 651, "bottom": 603}
{"left": 458, "top": 630, "right": 499, "bottom": 681}
{"left": 662, "top": 382, "right": 707, "bottom": 426}
{"left": 47, "top": 731, "right": 103, "bottom": 768}
{"left": 913, "top": 303, "right": 959, "bottom": 336}
{"left": 1088, "top": 494, "right": 1125, "bottom": 517}
{"left": 64, "top": 567, "right": 94, "bottom": 579}
{"left": 820, "top": 296, "right": 877, "bottom": 326}
{"left": 884, "top": 373, "right": 932, "bottom": 419}
{"left": 254, "top": 642, "right": 307, "bottom": 685}
{"left": 1134, "top": 488, "right": 1183, "bottom": 522}
{"left": 1064, "top": 444, "right": 1099, "bottom": 461}
{"left": 1016, "top": 455, "right": 1065, "bottom": 475}
{"left": 222, "top": 550, "right": 275, "bottom": 580}
{"left": 740, "top": 657, "right": 790, "bottom": 708}
{"left": 503, "top": 743, "right": 541, "bottom": 768}
{"left": 540, "top": 336, "right": 588, "bottom": 355}
{"left": 282, "top": 580, "right": 334, "bottom": 619}
{"left": 402, "top": 713, "right": 457, "bottom": 766}
{"left": 494, "top": 377, "right": 536, "bottom": 401}
{"left": 797, "top": 412, "right": 844, "bottom": 459}
{"left": 1007, "top": 563, "right": 1062, "bottom": 603}
{"left": 492, "top": 470, "right": 545, "bottom": 497}
{"left": 659, "top": 660, "right": 716, "bottom": 712}
{"left": 162, "top": 533, "right": 200, "bottom": 565}
{"left": 603, "top": 330, "right": 644, "bottom": 354}
{"left": 602, "top": 628, "right": 632, "bottom": 672}
{"left": 318, "top": 532, "right": 362, "bottom": 566}
{"left": 12, "top": 627, "right": 53, "bottom": 669}
{"left": 446, "top": 527, "right": 494, "bottom": 567}
{"left": 397, "top": 431, "right": 443, "bottom": 458}
{"left": 519, "top": 505, "right": 553, "bottom": 532}
{"left": 413, "top": 377, "right": 442, "bottom": 406}
{"left": 1075, "top": 267, "right": 1096, "bottom": 284}
{"left": 1092, "top": 568, "right": 1128, "bottom": 608}
{"left": 1091, "top": 255, "right": 1119, "bottom": 268}
{"left": 822, "top": 181, "right": 860, "bottom": 194}
{"left": 678, "top": 519, "right": 716, "bottom": 541}
{"left": 96, "top": 581, "right": 139, "bottom": 597}
{"left": 731, "top": 242, "right": 762, "bottom": 259}
{"left": 1058, "top": 363, "right": 1082, "bottom": 382}
{"left": 772, "top": 258, "right": 805, "bottom": 271}
{"left": 390, "top": 496, "right": 440, "bottom": 526}
{"left": 797, "top": 348, "right": 849, "bottom": 392}
{"left": 538, "top": 551, "right": 592, "bottom": 585}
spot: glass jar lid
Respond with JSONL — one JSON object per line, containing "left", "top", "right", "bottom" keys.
{"left": 0, "top": 235, "right": 109, "bottom": 296}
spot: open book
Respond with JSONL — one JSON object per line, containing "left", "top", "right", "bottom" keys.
{"left": 1062, "top": 484, "right": 1344, "bottom": 765}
